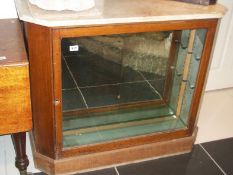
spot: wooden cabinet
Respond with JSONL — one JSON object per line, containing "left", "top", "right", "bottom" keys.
{"left": 19, "top": 1, "right": 226, "bottom": 174}
{"left": 26, "top": 19, "right": 216, "bottom": 174}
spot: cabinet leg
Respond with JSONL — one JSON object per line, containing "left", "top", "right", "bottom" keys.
{"left": 11, "top": 132, "right": 29, "bottom": 175}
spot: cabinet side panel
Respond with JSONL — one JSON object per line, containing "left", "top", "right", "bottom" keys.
{"left": 26, "top": 23, "right": 55, "bottom": 158}
{"left": 188, "top": 20, "right": 218, "bottom": 133}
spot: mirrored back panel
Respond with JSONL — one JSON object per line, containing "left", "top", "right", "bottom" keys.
{"left": 61, "top": 29, "right": 206, "bottom": 148}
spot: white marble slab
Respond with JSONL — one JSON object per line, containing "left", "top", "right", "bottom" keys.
{"left": 15, "top": 0, "right": 227, "bottom": 27}
{"left": 28, "top": 0, "right": 95, "bottom": 11}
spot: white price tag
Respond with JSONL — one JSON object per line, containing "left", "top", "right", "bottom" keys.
{"left": 69, "top": 45, "right": 79, "bottom": 52}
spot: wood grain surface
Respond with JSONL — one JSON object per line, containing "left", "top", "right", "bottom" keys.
{"left": 26, "top": 23, "right": 56, "bottom": 158}
{"left": 32, "top": 128, "right": 197, "bottom": 175}
{"left": 0, "top": 19, "right": 32, "bottom": 135}
{"left": 0, "top": 19, "right": 27, "bottom": 66}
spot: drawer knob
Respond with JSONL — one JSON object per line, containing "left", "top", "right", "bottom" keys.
{"left": 54, "top": 100, "right": 61, "bottom": 105}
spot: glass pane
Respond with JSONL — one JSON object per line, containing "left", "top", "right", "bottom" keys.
{"left": 61, "top": 29, "right": 207, "bottom": 148}
{"left": 179, "top": 29, "right": 207, "bottom": 123}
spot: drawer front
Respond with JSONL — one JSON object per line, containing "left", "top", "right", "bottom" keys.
{"left": 0, "top": 64, "right": 32, "bottom": 134}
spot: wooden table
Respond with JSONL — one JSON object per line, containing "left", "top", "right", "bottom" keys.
{"left": 0, "top": 19, "right": 32, "bottom": 175}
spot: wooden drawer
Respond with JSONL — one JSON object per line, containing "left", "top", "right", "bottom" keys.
{"left": 0, "top": 19, "right": 32, "bottom": 135}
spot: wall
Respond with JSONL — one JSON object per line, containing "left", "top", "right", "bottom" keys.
{"left": 0, "top": 0, "right": 18, "bottom": 19}
{"left": 206, "top": 0, "right": 233, "bottom": 90}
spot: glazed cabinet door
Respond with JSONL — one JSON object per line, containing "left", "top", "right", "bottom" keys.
{"left": 51, "top": 20, "right": 218, "bottom": 158}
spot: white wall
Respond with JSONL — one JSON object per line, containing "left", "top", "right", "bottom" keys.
{"left": 206, "top": 0, "right": 233, "bottom": 90}
{"left": 0, "top": 0, "right": 18, "bottom": 19}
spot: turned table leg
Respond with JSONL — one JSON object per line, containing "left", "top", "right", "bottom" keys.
{"left": 11, "top": 132, "right": 29, "bottom": 175}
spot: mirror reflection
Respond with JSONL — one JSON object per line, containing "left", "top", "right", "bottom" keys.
{"left": 61, "top": 29, "right": 206, "bottom": 147}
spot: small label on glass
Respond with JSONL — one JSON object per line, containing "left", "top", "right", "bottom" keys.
{"left": 69, "top": 45, "right": 79, "bottom": 52}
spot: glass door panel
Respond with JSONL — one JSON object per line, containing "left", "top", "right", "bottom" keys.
{"left": 61, "top": 29, "right": 206, "bottom": 148}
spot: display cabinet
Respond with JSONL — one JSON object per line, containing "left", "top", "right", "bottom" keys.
{"left": 15, "top": 0, "right": 226, "bottom": 174}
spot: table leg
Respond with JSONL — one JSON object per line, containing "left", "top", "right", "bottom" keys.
{"left": 11, "top": 132, "right": 29, "bottom": 175}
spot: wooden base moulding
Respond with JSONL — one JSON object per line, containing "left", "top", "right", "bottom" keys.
{"left": 31, "top": 128, "right": 197, "bottom": 175}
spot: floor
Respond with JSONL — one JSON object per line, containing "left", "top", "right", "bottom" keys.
{"left": 34, "top": 137, "right": 233, "bottom": 175}
{"left": 0, "top": 88, "right": 233, "bottom": 175}
{"left": 196, "top": 88, "right": 233, "bottom": 143}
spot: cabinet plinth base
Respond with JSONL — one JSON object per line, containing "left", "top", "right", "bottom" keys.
{"left": 32, "top": 128, "right": 197, "bottom": 175}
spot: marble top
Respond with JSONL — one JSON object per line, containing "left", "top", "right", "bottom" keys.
{"left": 15, "top": 0, "right": 227, "bottom": 27}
